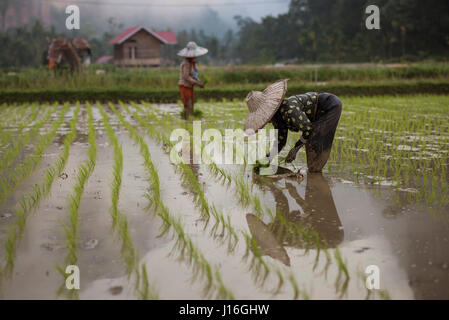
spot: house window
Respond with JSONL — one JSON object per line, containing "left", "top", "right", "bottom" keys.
{"left": 129, "top": 47, "right": 133, "bottom": 59}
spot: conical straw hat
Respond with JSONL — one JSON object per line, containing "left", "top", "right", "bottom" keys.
{"left": 244, "top": 79, "right": 288, "bottom": 132}
{"left": 177, "top": 41, "right": 208, "bottom": 58}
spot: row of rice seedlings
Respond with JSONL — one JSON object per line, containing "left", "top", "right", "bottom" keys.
{"left": 0, "top": 103, "right": 53, "bottom": 174}
{"left": 0, "top": 103, "right": 68, "bottom": 204}
{"left": 96, "top": 103, "right": 137, "bottom": 274}
{"left": 0, "top": 103, "right": 30, "bottom": 128}
{"left": 0, "top": 102, "right": 14, "bottom": 121}
{"left": 58, "top": 103, "right": 97, "bottom": 299}
{"left": 0, "top": 103, "right": 35, "bottom": 147}
{"left": 0, "top": 103, "right": 35, "bottom": 157}
{"left": 128, "top": 102, "right": 238, "bottom": 251}
{"left": 133, "top": 103, "right": 308, "bottom": 298}
{"left": 107, "top": 102, "right": 235, "bottom": 299}
{"left": 1, "top": 103, "right": 80, "bottom": 276}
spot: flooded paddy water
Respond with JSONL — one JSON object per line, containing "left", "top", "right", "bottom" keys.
{"left": 0, "top": 95, "right": 448, "bottom": 299}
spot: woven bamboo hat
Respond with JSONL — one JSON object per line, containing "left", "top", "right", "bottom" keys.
{"left": 177, "top": 41, "right": 208, "bottom": 58}
{"left": 244, "top": 79, "right": 288, "bottom": 132}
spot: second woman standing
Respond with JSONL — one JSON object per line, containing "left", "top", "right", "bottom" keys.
{"left": 177, "top": 41, "right": 208, "bottom": 119}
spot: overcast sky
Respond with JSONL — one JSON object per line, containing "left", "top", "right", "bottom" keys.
{"left": 57, "top": 0, "right": 290, "bottom": 24}
{"left": 173, "top": 0, "right": 290, "bottom": 22}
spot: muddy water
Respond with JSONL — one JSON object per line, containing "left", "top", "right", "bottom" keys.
{"left": 1, "top": 103, "right": 448, "bottom": 299}
{"left": 134, "top": 103, "right": 449, "bottom": 299}
{"left": 0, "top": 107, "right": 170, "bottom": 299}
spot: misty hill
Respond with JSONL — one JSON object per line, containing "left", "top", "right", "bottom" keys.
{"left": 54, "top": 3, "right": 236, "bottom": 39}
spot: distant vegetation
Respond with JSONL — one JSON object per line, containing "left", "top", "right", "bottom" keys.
{"left": 1, "top": 0, "right": 449, "bottom": 68}
{"left": 2, "top": 63, "right": 449, "bottom": 90}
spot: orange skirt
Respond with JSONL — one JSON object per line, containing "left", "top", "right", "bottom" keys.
{"left": 178, "top": 85, "right": 194, "bottom": 105}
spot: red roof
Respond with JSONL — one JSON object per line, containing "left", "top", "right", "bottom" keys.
{"left": 108, "top": 26, "right": 141, "bottom": 45}
{"left": 155, "top": 31, "right": 177, "bottom": 44}
{"left": 108, "top": 26, "right": 176, "bottom": 45}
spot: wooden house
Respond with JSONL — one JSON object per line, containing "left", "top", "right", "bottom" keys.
{"left": 108, "top": 26, "right": 177, "bottom": 67}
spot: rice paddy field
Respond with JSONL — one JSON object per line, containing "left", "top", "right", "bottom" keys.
{"left": 0, "top": 95, "right": 448, "bottom": 300}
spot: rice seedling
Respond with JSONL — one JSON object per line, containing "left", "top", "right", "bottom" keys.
{"left": 97, "top": 102, "right": 137, "bottom": 274}
{"left": 60, "top": 102, "right": 97, "bottom": 298}
{"left": 333, "top": 247, "right": 350, "bottom": 298}
{"left": 135, "top": 263, "right": 158, "bottom": 300}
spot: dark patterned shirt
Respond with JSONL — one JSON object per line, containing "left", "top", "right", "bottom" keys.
{"left": 271, "top": 92, "right": 318, "bottom": 153}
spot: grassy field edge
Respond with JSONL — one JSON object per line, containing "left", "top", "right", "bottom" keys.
{"left": 1, "top": 80, "right": 448, "bottom": 104}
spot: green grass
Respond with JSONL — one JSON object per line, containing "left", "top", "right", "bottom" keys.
{"left": 2, "top": 63, "right": 449, "bottom": 91}
{"left": 1, "top": 79, "right": 449, "bottom": 104}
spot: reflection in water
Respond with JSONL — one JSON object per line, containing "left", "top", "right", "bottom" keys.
{"left": 248, "top": 171, "right": 343, "bottom": 266}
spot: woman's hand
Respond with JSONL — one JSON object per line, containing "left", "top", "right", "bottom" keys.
{"left": 285, "top": 150, "right": 296, "bottom": 163}
{"left": 285, "top": 143, "right": 303, "bottom": 163}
